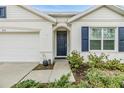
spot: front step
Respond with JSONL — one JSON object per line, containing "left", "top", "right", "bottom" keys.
{"left": 54, "top": 59, "right": 68, "bottom": 63}
{"left": 55, "top": 57, "right": 67, "bottom": 59}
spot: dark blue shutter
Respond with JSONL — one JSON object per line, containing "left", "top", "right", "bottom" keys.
{"left": 81, "top": 27, "right": 89, "bottom": 51}
{"left": 0, "top": 7, "right": 6, "bottom": 18}
{"left": 119, "top": 27, "right": 124, "bottom": 52}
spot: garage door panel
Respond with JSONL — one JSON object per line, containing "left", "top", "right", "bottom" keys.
{"left": 0, "top": 32, "right": 40, "bottom": 62}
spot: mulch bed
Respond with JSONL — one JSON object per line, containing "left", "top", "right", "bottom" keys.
{"left": 71, "top": 63, "right": 89, "bottom": 83}
{"left": 33, "top": 64, "right": 54, "bottom": 70}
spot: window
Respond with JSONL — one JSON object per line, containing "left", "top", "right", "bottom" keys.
{"left": 90, "top": 27, "right": 115, "bottom": 50}
{"left": 0, "top": 7, "right": 6, "bottom": 18}
{"left": 103, "top": 28, "right": 115, "bottom": 50}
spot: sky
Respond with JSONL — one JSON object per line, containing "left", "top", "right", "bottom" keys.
{"left": 32, "top": 5, "right": 92, "bottom": 12}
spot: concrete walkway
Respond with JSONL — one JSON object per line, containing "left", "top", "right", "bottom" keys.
{"left": 49, "top": 59, "right": 75, "bottom": 82}
{"left": 22, "top": 60, "right": 75, "bottom": 83}
{"left": 23, "top": 70, "right": 52, "bottom": 83}
{"left": 0, "top": 63, "right": 38, "bottom": 88}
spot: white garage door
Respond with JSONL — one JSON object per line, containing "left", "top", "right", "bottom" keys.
{"left": 0, "top": 32, "right": 40, "bottom": 62}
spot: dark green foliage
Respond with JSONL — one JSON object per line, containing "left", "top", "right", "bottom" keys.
{"left": 13, "top": 80, "right": 44, "bottom": 88}
{"left": 105, "top": 59, "right": 124, "bottom": 71}
{"left": 48, "top": 73, "right": 90, "bottom": 88}
{"left": 67, "top": 50, "right": 84, "bottom": 70}
{"left": 85, "top": 68, "right": 106, "bottom": 88}
{"left": 48, "top": 73, "right": 73, "bottom": 88}
{"left": 73, "top": 80, "right": 90, "bottom": 88}
{"left": 85, "top": 68, "right": 124, "bottom": 88}
{"left": 88, "top": 53, "right": 107, "bottom": 68}
{"left": 88, "top": 53, "right": 107, "bottom": 65}
{"left": 88, "top": 53, "right": 124, "bottom": 71}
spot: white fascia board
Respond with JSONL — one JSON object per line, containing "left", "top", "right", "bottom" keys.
{"left": 19, "top": 5, "right": 56, "bottom": 24}
{"left": 67, "top": 5, "right": 124, "bottom": 23}
{"left": 67, "top": 5, "right": 102, "bottom": 23}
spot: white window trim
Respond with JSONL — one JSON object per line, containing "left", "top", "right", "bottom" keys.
{"left": 89, "top": 27, "right": 118, "bottom": 52}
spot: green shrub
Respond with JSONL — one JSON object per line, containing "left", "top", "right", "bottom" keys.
{"left": 74, "top": 80, "right": 90, "bottom": 88}
{"left": 85, "top": 68, "right": 124, "bottom": 88}
{"left": 117, "top": 64, "right": 124, "bottom": 72}
{"left": 105, "top": 59, "right": 124, "bottom": 71}
{"left": 14, "top": 74, "right": 87, "bottom": 88}
{"left": 48, "top": 73, "right": 91, "bottom": 88}
{"left": 67, "top": 50, "right": 84, "bottom": 70}
{"left": 14, "top": 80, "right": 44, "bottom": 88}
{"left": 87, "top": 53, "right": 124, "bottom": 72}
{"left": 101, "top": 73, "right": 124, "bottom": 88}
{"left": 85, "top": 68, "right": 106, "bottom": 88}
{"left": 88, "top": 53, "right": 107, "bottom": 68}
{"left": 104, "top": 59, "right": 119, "bottom": 69}
{"left": 105, "top": 76, "right": 122, "bottom": 88}
{"left": 48, "top": 73, "right": 73, "bottom": 88}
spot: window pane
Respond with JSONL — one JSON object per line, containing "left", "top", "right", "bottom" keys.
{"left": 103, "top": 28, "right": 115, "bottom": 40}
{"left": 90, "top": 28, "right": 102, "bottom": 40}
{"left": 103, "top": 40, "right": 114, "bottom": 50}
{"left": 90, "top": 40, "right": 101, "bottom": 50}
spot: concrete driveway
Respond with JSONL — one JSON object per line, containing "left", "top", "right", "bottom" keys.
{"left": 0, "top": 63, "right": 38, "bottom": 88}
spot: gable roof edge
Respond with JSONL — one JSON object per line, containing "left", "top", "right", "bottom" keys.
{"left": 18, "top": 5, "right": 56, "bottom": 23}
{"left": 67, "top": 5, "right": 124, "bottom": 23}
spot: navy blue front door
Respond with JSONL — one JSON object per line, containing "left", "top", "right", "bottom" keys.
{"left": 57, "top": 31, "right": 67, "bottom": 56}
